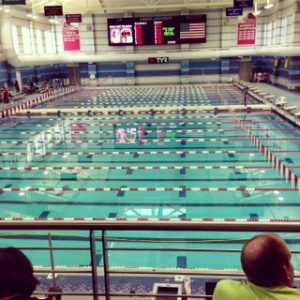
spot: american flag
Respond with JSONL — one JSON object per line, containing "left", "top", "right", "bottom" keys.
{"left": 180, "top": 22, "right": 206, "bottom": 39}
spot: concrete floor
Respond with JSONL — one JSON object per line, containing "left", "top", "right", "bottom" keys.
{"left": 251, "top": 82, "right": 300, "bottom": 110}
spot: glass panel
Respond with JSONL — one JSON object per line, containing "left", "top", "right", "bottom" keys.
{"left": 11, "top": 25, "right": 20, "bottom": 54}
{"left": 22, "top": 26, "right": 32, "bottom": 54}
{"left": 280, "top": 18, "right": 287, "bottom": 45}
{"left": 45, "top": 31, "right": 54, "bottom": 54}
{"left": 36, "top": 29, "right": 43, "bottom": 54}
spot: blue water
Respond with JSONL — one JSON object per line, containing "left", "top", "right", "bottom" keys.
{"left": 0, "top": 85, "right": 300, "bottom": 271}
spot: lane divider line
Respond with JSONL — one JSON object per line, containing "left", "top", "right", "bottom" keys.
{"left": 2, "top": 150, "right": 300, "bottom": 157}
{"left": 0, "top": 187, "right": 297, "bottom": 192}
{"left": 0, "top": 165, "right": 279, "bottom": 172}
{"left": 240, "top": 122, "right": 300, "bottom": 189}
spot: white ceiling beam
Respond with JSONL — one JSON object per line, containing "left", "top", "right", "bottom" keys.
{"left": 140, "top": 0, "right": 153, "bottom": 6}
{"left": 27, "top": 0, "right": 275, "bottom": 15}
{"left": 100, "top": 2, "right": 240, "bottom": 12}
{"left": 101, "top": 0, "right": 272, "bottom": 13}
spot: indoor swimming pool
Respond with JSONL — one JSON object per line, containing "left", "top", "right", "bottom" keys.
{"left": 0, "top": 84, "right": 299, "bottom": 271}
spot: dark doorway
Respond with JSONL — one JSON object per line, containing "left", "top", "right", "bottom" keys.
{"left": 68, "top": 64, "right": 81, "bottom": 85}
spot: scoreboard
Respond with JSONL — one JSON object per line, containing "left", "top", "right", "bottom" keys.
{"left": 107, "top": 15, "right": 206, "bottom": 46}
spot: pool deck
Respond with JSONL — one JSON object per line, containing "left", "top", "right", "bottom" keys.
{"left": 1, "top": 83, "right": 299, "bottom": 116}
{"left": 249, "top": 82, "right": 300, "bottom": 110}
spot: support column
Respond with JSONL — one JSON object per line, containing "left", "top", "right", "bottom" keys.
{"left": 126, "top": 62, "right": 135, "bottom": 85}
{"left": 181, "top": 60, "right": 190, "bottom": 85}
{"left": 221, "top": 58, "right": 230, "bottom": 83}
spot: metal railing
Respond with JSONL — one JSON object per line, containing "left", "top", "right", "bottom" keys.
{"left": 1, "top": 219, "right": 300, "bottom": 300}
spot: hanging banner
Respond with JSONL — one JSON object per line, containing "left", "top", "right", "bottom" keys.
{"left": 66, "top": 14, "right": 82, "bottom": 23}
{"left": 63, "top": 23, "right": 81, "bottom": 51}
{"left": 237, "top": 13, "right": 256, "bottom": 46}
{"left": 226, "top": 7, "right": 243, "bottom": 16}
{"left": 234, "top": 0, "right": 254, "bottom": 8}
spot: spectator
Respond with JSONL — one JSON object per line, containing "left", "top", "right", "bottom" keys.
{"left": 243, "top": 86, "right": 249, "bottom": 106}
{"left": 0, "top": 247, "right": 39, "bottom": 300}
{"left": 213, "top": 233, "right": 300, "bottom": 300}
{"left": 15, "top": 80, "right": 20, "bottom": 93}
{"left": 3, "top": 87, "right": 10, "bottom": 103}
{"left": 46, "top": 286, "right": 62, "bottom": 300}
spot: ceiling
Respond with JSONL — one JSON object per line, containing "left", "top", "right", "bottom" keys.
{"left": 25, "top": 0, "right": 277, "bottom": 15}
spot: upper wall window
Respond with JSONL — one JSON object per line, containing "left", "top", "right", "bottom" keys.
{"left": 22, "top": 27, "right": 32, "bottom": 54}
{"left": 29, "top": 25, "right": 35, "bottom": 54}
{"left": 36, "top": 29, "right": 44, "bottom": 53}
{"left": 266, "top": 22, "right": 272, "bottom": 46}
{"left": 263, "top": 23, "right": 268, "bottom": 46}
{"left": 272, "top": 21, "right": 277, "bottom": 45}
{"left": 11, "top": 25, "right": 20, "bottom": 54}
{"left": 280, "top": 17, "right": 287, "bottom": 45}
{"left": 45, "top": 31, "right": 54, "bottom": 54}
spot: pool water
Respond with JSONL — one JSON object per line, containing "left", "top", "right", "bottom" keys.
{"left": 0, "top": 85, "right": 300, "bottom": 271}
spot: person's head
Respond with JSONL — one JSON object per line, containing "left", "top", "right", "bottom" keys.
{"left": 241, "top": 233, "right": 294, "bottom": 288}
{"left": 0, "top": 247, "right": 39, "bottom": 298}
{"left": 47, "top": 286, "right": 62, "bottom": 300}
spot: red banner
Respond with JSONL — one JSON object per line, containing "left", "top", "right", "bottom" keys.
{"left": 237, "top": 13, "right": 256, "bottom": 46}
{"left": 63, "top": 23, "right": 80, "bottom": 51}
{"left": 66, "top": 14, "right": 82, "bottom": 23}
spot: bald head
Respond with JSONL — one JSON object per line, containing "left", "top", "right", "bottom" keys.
{"left": 241, "top": 234, "right": 294, "bottom": 288}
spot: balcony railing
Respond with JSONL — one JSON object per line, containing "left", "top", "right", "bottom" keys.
{"left": 0, "top": 219, "right": 300, "bottom": 300}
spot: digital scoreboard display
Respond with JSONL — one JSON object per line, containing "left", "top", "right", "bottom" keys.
{"left": 107, "top": 15, "right": 206, "bottom": 46}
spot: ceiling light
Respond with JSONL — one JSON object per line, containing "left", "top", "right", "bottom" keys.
{"left": 253, "top": 2, "right": 261, "bottom": 16}
{"left": 27, "top": 13, "right": 38, "bottom": 19}
{"left": 49, "top": 19, "right": 60, "bottom": 24}
{"left": 264, "top": 3, "right": 274, "bottom": 9}
{"left": 264, "top": 0, "right": 274, "bottom": 9}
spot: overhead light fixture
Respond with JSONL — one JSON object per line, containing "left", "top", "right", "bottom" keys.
{"left": 264, "top": 4, "right": 273, "bottom": 9}
{"left": 264, "top": 0, "right": 274, "bottom": 9}
{"left": 27, "top": 8, "right": 38, "bottom": 20}
{"left": 49, "top": 19, "right": 60, "bottom": 24}
{"left": 264, "top": 3, "right": 274, "bottom": 9}
{"left": 27, "top": 13, "right": 38, "bottom": 19}
{"left": 253, "top": 2, "right": 261, "bottom": 16}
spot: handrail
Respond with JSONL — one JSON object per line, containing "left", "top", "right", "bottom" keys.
{"left": 1, "top": 219, "right": 300, "bottom": 231}
{"left": 1, "top": 220, "right": 300, "bottom": 300}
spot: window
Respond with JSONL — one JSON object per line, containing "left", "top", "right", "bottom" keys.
{"left": 272, "top": 21, "right": 276, "bottom": 45}
{"left": 11, "top": 25, "right": 20, "bottom": 54}
{"left": 263, "top": 23, "right": 268, "bottom": 46}
{"left": 266, "top": 22, "right": 272, "bottom": 46}
{"left": 45, "top": 31, "right": 54, "bottom": 54}
{"left": 30, "top": 25, "right": 35, "bottom": 53}
{"left": 280, "top": 17, "right": 287, "bottom": 45}
{"left": 36, "top": 29, "right": 44, "bottom": 53}
{"left": 22, "top": 27, "right": 32, "bottom": 54}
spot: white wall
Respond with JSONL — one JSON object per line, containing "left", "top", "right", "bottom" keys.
{"left": 1, "top": 2, "right": 300, "bottom": 59}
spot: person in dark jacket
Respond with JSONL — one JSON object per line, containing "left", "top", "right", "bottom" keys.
{"left": 15, "top": 80, "right": 20, "bottom": 93}
{"left": 0, "top": 247, "right": 39, "bottom": 300}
